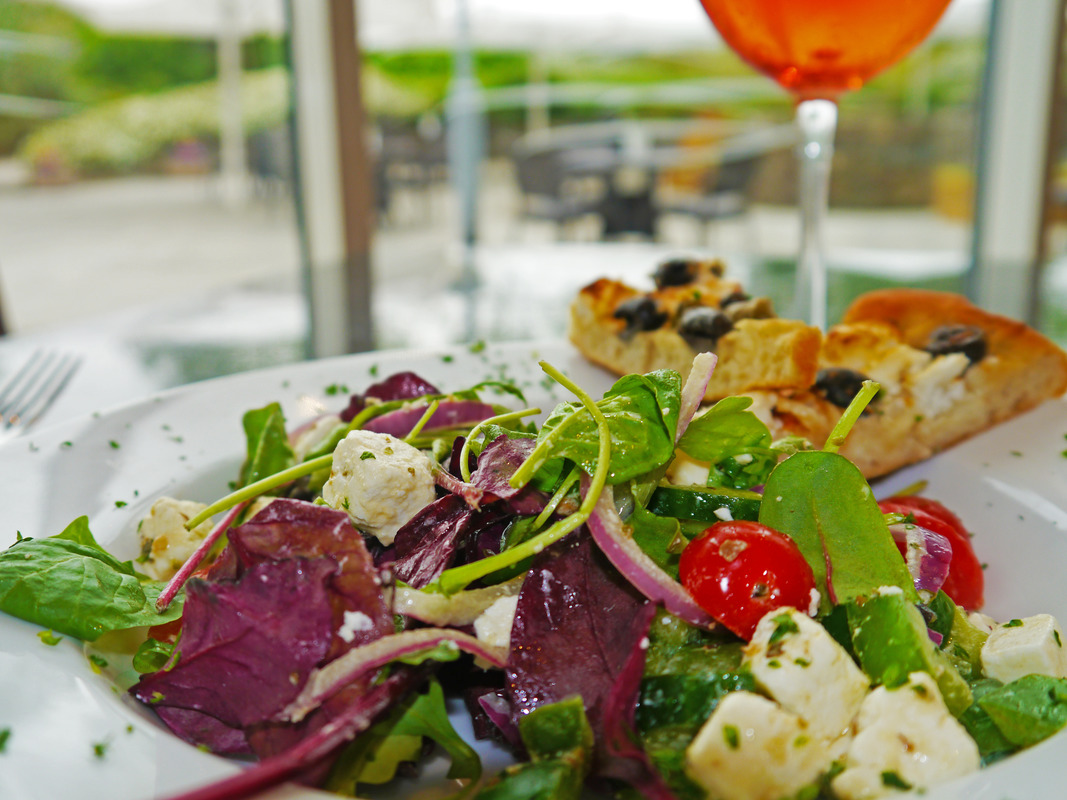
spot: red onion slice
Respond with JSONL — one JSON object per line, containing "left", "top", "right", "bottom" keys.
{"left": 364, "top": 400, "right": 496, "bottom": 438}
{"left": 676, "top": 352, "right": 717, "bottom": 443}
{"left": 586, "top": 484, "right": 716, "bottom": 629}
{"left": 890, "top": 522, "right": 953, "bottom": 601}
{"left": 280, "top": 628, "right": 507, "bottom": 723}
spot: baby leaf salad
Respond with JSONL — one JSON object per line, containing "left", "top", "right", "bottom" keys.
{"left": 3, "top": 354, "right": 1067, "bottom": 800}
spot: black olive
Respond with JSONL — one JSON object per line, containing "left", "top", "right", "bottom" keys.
{"left": 924, "top": 324, "right": 987, "bottom": 364}
{"left": 813, "top": 367, "right": 871, "bottom": 409}
{"left": 652, "top": 259, "right": 697, "bottom": 289}
{"left": 719, "top": 290, "right": 751, "bottom": 308}
{"left": 678, "top": 306, "right": 734, "bottom": 349}
{"left": 614, "top": 296, "right": 668, "bottom": 338}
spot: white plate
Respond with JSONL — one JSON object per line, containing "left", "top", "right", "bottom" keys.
{"left": 1, "top": 340, "right": 1066, "bottom": 800}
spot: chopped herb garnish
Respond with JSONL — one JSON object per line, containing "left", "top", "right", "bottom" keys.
{"left": 37, "top": 630, "right": 62, "bottom": 646}
{"left": 469, "top": 340, "right": 486, "bottom": 354}
{"left": 360, "top": 451, "right": 376, "bottom": 460}
{"left": 324, "top": 383, "right": 348, "bottom": 396}
{"left": 61, "top": 441, "right": 73, "bottom": 448}
{"left": 92, "top": 740, "right": 109, "bottom": 759}
{"left": 1057, "top": 630, "right": 1063, "bottom": 647}
{"left": 369, "top": 364, "right": 379, "bottom": 377}
{"left": 442, "top": 354, "right": 454, "bottom": 363}
{"left": 114, "top": 500, "right": 127, "bottom": 509}
{"left": 1004, "top": 619, "right": 1024, "bottom": 628}
{"left": 88, "top": 654, "right": 109, "bottom": 673}
{"left": 768, "top": 613, "right": 800, "bottom": 647}
{"left": 723, "top": 724, "right": 740, "bottom": 749}
{"left": 0, "top": 728, "right": 9, "bottom": 753}
{"left": 109, "top": 440, "right": 120, "bottom": 450}
{"left": 880, "top": 771, "right": 912, "bottom": 790}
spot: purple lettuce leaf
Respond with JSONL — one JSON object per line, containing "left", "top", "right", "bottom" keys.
{"left": 131, "top": 557, "right": 337, "bottom": 749}
{"left": 164, "top": 666, "right": 432, "bottom": 800}
{"left": 470, "top": 435, "right": 553, "bottom": 516}
{"left": 339, "top": 372, "right": 441, "bottom": 422}
{"left": 227, "top": 499, "right": 393, "bottom": 656}
{"left": 364, "top": 400, "right": 497, "bottom": 439}
{"left": 391, "top": 489, "right": 520, "bottom": 589}
{"left": 503, "top": 532, "right": 650, "bottom": 768}
{"left": 598, "top": 603, "right": 678, "bottom": 798}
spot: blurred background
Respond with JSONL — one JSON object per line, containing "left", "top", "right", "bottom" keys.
{"left": 1, "top": 0, "right": 1065, "bottom": 387}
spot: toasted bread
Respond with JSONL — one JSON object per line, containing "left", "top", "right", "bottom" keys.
{"left": 569, "top": 260, "right": 1067, "bottom": 479}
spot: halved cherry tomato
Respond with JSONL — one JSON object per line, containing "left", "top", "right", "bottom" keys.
{"left": 147, "top": 617, "right": 182, "bottom": 644}
{"left": 679, "top": 520, "right": 817, "bottom": 640}
{"left": 878, "top": 496, "right": 984, "bottom": 610}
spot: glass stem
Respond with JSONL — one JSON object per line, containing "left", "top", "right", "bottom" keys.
{"left": 794, "top": 98, "right": 838, "bottom": 330}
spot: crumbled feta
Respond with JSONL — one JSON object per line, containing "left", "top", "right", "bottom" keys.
{"left": 665, "top": 449, "right": 711, "bottom": 486}
{"left": 713, "top": 507, "right": 733, "bottom": 521}
{"left": 831, "top": 671, "right": 979, "bottom": 800}
{"left": 981, "top": 614, "right": 1067, "bottom": 683}
{"left": 473, "top": 595, "right": 519, "bottom": 651}
{"left": 322, "top": 430, "right": 437, "bottom": 546}
{"left": 967, "top": 611, "right": 998, "bottom": 634}
{"left": 686, "top": 691, "right": 831, "bottom": 800}
{"left": 291, "top": 413, "right": 343, "bottom": 461}
{"left": 907, "top": 353, "right": 969, "bottom": 417}
{"left": 137, "top": 497, "right": 215, "bottom": 581}
{"left": 744, "top": 608, "right": 868, "bottom": 743}
{"left": 337, "top": 610, "right": 375, "bottom": 643}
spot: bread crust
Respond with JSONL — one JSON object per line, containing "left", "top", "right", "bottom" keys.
{"left": 570, "top": 275, "right": 1067, "bottom": 479}
{"left": 568, "top": 270, "right": 821, "bottom": 400}
{"left": 754, "top": 289, "right": 1067, "bottom": 478}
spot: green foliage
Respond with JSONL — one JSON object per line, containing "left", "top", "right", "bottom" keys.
{"left": 16, "top": 66, "right": 291, "bottom": 174}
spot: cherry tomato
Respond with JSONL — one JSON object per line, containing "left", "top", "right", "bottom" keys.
{"left": 679, "top": 520, "right": 817, "bottom": 640}
{"left": 147, "top": 618, "right": 182, "bottom": 644}
{"left": 878, "top": 496, "right": 984, "bottom": 610}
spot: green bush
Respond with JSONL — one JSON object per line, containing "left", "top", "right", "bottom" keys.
{"left": 17, "top": 66, "right": 291, "bottom": 176}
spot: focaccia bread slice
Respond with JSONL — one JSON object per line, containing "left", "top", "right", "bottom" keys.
{"left": 746, "top": 289, "right": 1067, "bottom": 478}
{"left": 568, "top": 258, "right": 821, "bottom": 400}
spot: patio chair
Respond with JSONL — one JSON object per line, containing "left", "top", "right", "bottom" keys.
{"left": 655, "top": 146, "right": 763, "bottom": 237}
{"left": 512, "top": 145, "right": 605, "bottom": 238}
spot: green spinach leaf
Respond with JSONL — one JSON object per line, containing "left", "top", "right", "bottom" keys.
{"left": 0, "top": 517, "right": 182, "bottom": 641}
{"left": 676, "top": 396, "right": 777, "bottom": 489}
{"left": 759, "top": 451, "right": 915, "bottom": 612}
{"left": 238, "top": 402, "right": 296, "bottom": 489}
{"left": 327, "top": 679, "right": 480, "bottom": 791}
{"left": 535, "top": 371, "right": 678, "bottom": 485}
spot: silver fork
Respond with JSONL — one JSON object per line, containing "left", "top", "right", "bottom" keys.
{"left": 0, "top": 350, "right": 82, "bottom": 439}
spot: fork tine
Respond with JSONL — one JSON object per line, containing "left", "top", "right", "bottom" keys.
{"left": 0, "top": 349, "right": 48, "bottom": 413}
{"left": 15, "top": 354, "right": 81, "bottom": 429}
{"left": 0, "top": 351, "right": 81, "bottom": 433}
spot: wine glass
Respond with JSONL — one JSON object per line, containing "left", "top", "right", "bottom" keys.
{"left": 697, "top": 0, "right": 953, "bottom": 329}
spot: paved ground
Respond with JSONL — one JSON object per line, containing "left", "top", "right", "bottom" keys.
{"left": 0, "top": 162, "right": 977, "bottom": 361}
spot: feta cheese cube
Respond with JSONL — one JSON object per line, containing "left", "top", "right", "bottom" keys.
{"left": 322, "top": 429, "right": 437, "bottom": 546}
{"left": 831, "top": 671, "right": 980, "bottom": 800}
{"left": 744, "top": 608, "right": 869, "bottom": 742}
{"left": 137, "top": 496, "right": 215, "bottom": 581}
{"left": 686, "top": 691, "right": 831, "bottom": 800}
{"left": 981, "top": 614, "right": 1067, "bottom": 683}
{"left": 291, "top": 413, "right": 343, "bottom": 460}
{"left": 473, "top": 595, "right": 519, "bottom": 651}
